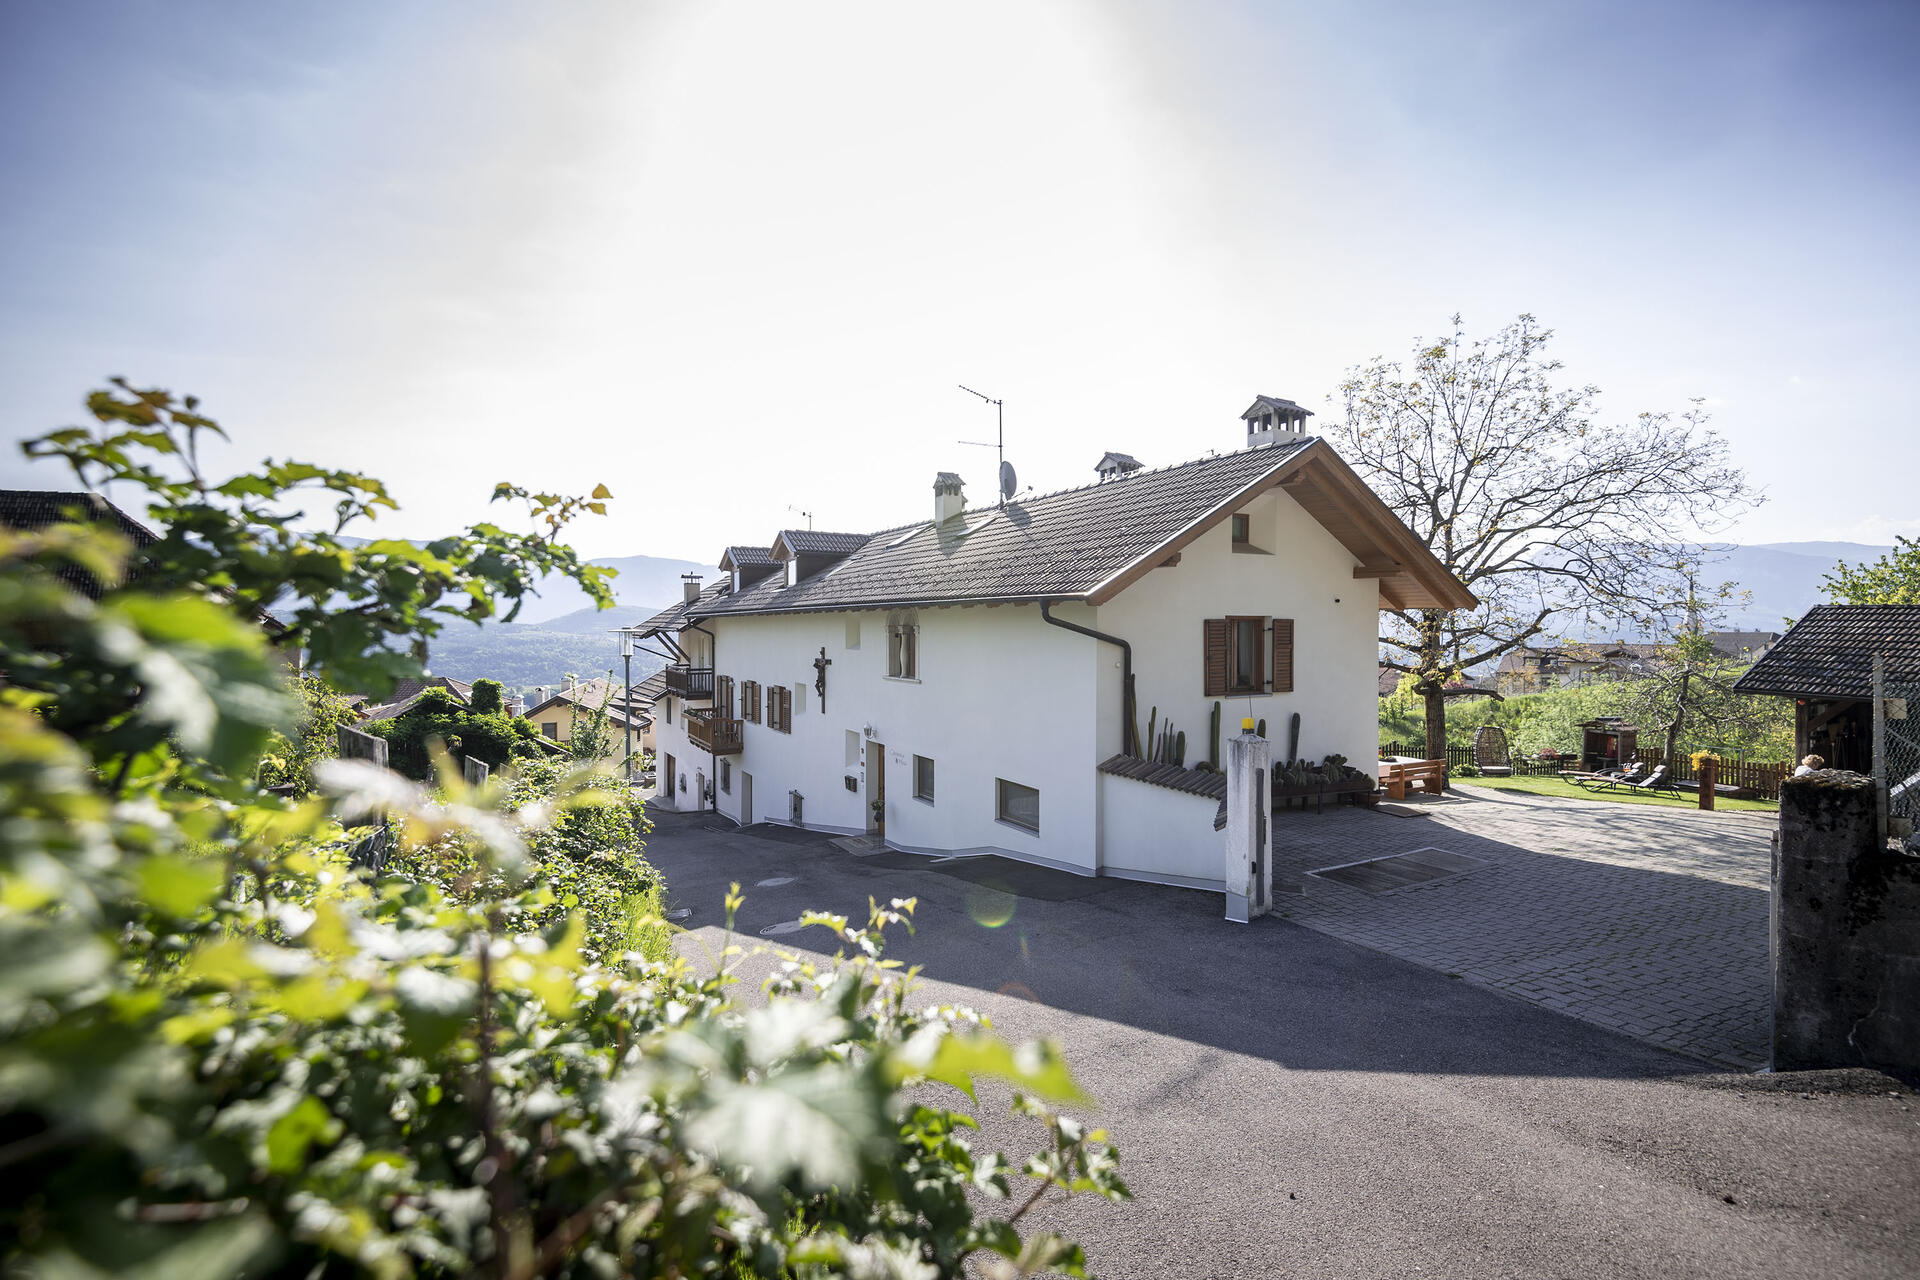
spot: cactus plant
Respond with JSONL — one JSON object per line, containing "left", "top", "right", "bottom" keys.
{"left": 1131, "top": 702, "right": 1145, "bottom": 758}
{"left": 1288, "top": 712, "right": 1301, "bottom": 765}
{"left": 1256, "top": 718, "right": 1267, "bottom": 739}
{"left": 1175, "top": 730, "right": 1186, "bottom": 767}
{"left": 1147, "top": 706, "right": 1158, "bottom": 759}
{"left": 1209, "top": 701, "right": 1221, "bottom": 769}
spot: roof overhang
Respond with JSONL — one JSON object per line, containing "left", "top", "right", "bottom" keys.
{"left": 1083, "top": 439, "right": 1476, "bottom": 612}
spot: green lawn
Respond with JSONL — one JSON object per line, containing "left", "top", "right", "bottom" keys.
{"left": 1456, "top": 772, "right": 1780, "bottom": 813}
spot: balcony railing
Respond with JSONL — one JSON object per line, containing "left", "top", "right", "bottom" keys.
{"left": 664, "top": 664, "right": 715, "bottom": 699}
{"left": 684, "top": 707, "right": 743, "bottom": 755}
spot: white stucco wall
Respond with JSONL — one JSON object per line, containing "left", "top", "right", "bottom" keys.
{"left": 701, "top": 603, "right": 1106, "bottom": 870}
{"left": 1097, "top": 774, "right": 1224, "bottom": 889}
{"left": 653, "top": 477, "right": 1381, "bottom": 883}
{"left": 1095, "top": 483, "right": 1377, "bottom": 781}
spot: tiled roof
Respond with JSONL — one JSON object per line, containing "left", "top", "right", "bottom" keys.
{"left": 526, "top": 675, "right": 649, "bottom": 728}
{"left": 629, "top": 582, "right": 730, "bottom": 637}
{"left": 720, "top": 544, "right": 774, "bottom": 568}
{"left": 1706, "top": 629, "right": 1781, "bottom": 658}
{"left": 1732, "top": 605, "right": 1920, "bottom": 700}
{"left": 630, "top": 670, "right": 668, "bottom": 706}
{"left": 1242, "top": 395, "right": 1313, "bottom": 419}
{"left": 695, "top": 440, "right": 1315, "bottom": 619}
{"left": 1, "top": 488, "right": 159, "bottom": 597}
{"left": 777, "top": 529, "right": 871, "bottom": 557}
{"left": 1098, "top": 754, "right": 1231, "bottom": 831}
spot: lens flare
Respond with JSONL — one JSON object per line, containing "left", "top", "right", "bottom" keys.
{"left": 966, "top": 879, "right": 1017, "bottom": 928}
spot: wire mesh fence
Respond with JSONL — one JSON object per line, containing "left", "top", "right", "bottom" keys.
{"left": 1882, "top": 675, "right": 1918, "bottom": 840}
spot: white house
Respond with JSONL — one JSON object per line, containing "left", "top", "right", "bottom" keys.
{"left": 631, "top": 396, "right": 1472, "bottom": 891}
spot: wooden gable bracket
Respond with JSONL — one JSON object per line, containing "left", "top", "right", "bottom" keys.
{"left": 1158, "top": 552, "right": 1183, "bottom": 568}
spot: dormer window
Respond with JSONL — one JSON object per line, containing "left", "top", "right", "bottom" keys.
{"left": 784, "top": 560, "right": 797, "bottom": 587}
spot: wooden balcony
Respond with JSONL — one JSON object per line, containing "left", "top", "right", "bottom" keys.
{"left": 684, "top": 707, "right": 743, "bottom": 755}
{"left": 664, "top": 664, "right": 715, "bottom": 699}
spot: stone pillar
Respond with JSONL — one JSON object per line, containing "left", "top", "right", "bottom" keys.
{"left": 1225, "top": 725, "right": 1273, "bottom": 923}
{"left": 1773, "top": 769, "right": 1920, "bottom": 1072}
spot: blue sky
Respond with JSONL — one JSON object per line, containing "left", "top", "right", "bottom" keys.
{"left": 2, "top": 1, "right": 1915, "bottom": 562}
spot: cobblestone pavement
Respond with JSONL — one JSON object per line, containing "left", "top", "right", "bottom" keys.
{"left": 1272, "top": 785, "right": 1776, "bottom": 1069}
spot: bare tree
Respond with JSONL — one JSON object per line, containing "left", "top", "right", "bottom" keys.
{"left": 1329, "top": 315, "right": 1761, "bottom": 766}
{"left": 1617, "top": 574, "right": 1778, "bottom": 762}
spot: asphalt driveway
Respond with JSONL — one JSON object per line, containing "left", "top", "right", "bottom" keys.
{"left": 643, "top": 809, "right": 1919, "bottom": 1280}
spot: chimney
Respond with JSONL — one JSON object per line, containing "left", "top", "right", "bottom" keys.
{"left": 681, "top": 572, "right": 702, "bottom": 603}
{"left": 1241, "top": 395, "right": 1314, "bottom": 449}
{"left": 933, "top": 472, "right": 966, "bottom": 524}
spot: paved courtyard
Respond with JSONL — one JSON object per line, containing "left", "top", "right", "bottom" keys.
{"left": 1273, "top": 785, "right": 1776, "bottom": 1068}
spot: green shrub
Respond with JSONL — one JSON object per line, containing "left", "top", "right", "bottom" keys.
{"left": 368, "top": 685, "right": 549, "bottom": 780}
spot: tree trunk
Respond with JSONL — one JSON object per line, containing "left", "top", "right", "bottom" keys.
{"left": 1664, "top": 668, "right": 1691, "bottom": 762}
{"left": 1423, "top": 683, "right": 1447, "bottom": 772}
{"left": 1419, "top": 610, "right": 1448, "bottom": 781}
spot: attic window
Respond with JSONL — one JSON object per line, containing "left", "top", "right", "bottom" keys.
{"left": 1232, "top": 514, "right": 1250, "bottom": 545}
{"left": 887, "top": 523, "right": 930, "bottom": 549}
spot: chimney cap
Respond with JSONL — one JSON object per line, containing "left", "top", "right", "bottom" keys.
{"left": 1240, "top": 394, "right": 1314, "bottom": 422}
{"left": 1095, "top": 451, "right": 1143, "bottom": 480}
{"left": 933, "top": 471, "right": 965, "bottom": 495}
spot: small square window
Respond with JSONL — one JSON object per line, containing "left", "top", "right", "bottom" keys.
{"left": 1232, "top": 513, "right": 1250, "bottom": 544}
{"left": 996, "top": 778, "right": 1039, "bottom": 833}
{"left": 542, "top": 722, "right": 558, "bottom": 740}
{"left": 913, "top": 755, "right": 935, "bottom": 803}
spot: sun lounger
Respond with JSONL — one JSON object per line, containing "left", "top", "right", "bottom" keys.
{"left": 1561, "top": 762, "right": 1647, "bottom": 790}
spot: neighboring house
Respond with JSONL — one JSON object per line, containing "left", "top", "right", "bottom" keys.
{"left": 1732, "top": 605, "right": 1920, "bottom": 776}
{"left": 629, "top": 396, "right": 1472, "bottom": 891}
{"left": 1705, "top": 629, "right": 1782, "bottom": 664}
{"left": 356, "top": 676, "right": 474, "bottom": 723}
{"left": 1494, "top": 642, "right": 1665, "bottom": 696}
{"left": 524, "top": 675, "right": 651, "bottom": 762}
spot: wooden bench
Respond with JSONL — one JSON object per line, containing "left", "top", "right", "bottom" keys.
{"left": 1380, "top": 759, "right": 1446, "bottom": 800}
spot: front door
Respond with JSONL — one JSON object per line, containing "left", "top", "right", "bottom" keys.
{"left": 866, "top": 740, "right": 885, "bottom": 834}
{"left": 741, "top": 772, "right": 753, "bottom": 825}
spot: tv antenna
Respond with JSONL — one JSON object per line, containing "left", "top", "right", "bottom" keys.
{"left": 958, "top": 384, "right": 1016, "bottom": 506}
{"left": 786, "top": 504, "right": 813, "bottom": 530}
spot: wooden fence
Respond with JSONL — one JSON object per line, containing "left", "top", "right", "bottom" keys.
{"left": 1379, "top": 740, "right": 1791, "bottom": 797}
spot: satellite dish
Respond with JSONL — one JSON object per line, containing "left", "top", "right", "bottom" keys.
{"left": 999, "top": 460, "right": 1017, "bottom": 501}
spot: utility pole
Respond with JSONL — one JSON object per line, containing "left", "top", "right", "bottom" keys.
{"left": 621, "top": 630, "right": 635, "bottom": 787}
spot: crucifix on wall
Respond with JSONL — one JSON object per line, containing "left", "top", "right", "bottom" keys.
{"left": 814, "top": 646, "right": 832, "bottom": 712}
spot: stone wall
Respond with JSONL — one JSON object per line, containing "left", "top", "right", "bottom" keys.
{"left": 1772, "top": 770, "right": 1920, "bottom": 1072}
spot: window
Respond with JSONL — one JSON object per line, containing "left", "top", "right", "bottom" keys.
{"left": 913, "top": 755, "right": 935, "bottom": 803}
{"left": 1203, "top": 616, "right": 1279, "bottom": 697}
{"left": 1232, "top": 513, "right": 1250, "bottom": 545}
{"left": 720, "top": 759, "right": 731, "bottom": 794}
{"left": 793, "top": 681, "right": 806, "bottom": 715}
{"left": 768, "top": 684, "right": 792, "bottom": 733}
{"left": 742, "top": 680, "right": 761, "bottom": 724}
{"left": 996, "top": 778, "right": 1039, "bottom": 833}
{"left": 888, "top": 623, "right": 918, "bottom": 679}
{"left": 717, "top": 675, "right": 734, "bottom": 718}
{"left": 846, "top": 730, "right": 862, "bottom": 767}
{"left": 542, "top": 721, "right": 559, "bottom": 740}
{"left": 784, "top": 560, "right": 798, "bottom": 587}
{"left": 845, "top": 618, "right": 860, "bottom": 649}
{"left": 665, "top": 698, "right": 672, "bottom": 724}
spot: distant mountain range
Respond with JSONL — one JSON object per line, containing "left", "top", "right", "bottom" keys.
{"left": 418, "top": 541, "right": 1891, "bottom": 694}
{"left": 1704, "top": 542, "right": 1891, "bottom": 629}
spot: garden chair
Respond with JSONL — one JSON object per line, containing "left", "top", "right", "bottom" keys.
{"left": 1564, "top": 761, "right": 1648, "bottom": 791}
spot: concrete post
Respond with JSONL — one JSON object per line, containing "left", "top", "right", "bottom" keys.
{"left": 1225, "top": 725, "right": 1273, "bottom": 923}
{"left": 1773, "top": 769, "right": 1920, "bottom": 1072}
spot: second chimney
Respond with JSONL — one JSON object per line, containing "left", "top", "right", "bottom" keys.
{"left": 933, "top": 472, "right": 966, "bottom": 524}
{"left": 682, "top": 573, "right": 702, "bottom": 603}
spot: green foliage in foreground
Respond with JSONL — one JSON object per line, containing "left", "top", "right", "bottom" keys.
{"left": 1822, "top": 535, "right": 1920, "bottom": 606}
{"left": 1, "top": 391, "right": 1127, "bottom": 1279}
{"left": 366, "top": 686, "right": 552, "bottom": 781}
{"left": 1380, "top": 670, "right": 1794, "bottom": 761}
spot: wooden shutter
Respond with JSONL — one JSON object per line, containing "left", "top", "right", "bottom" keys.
{"left": 777, "top": 686, "right": 792, "bottom": 732}
{"left": 1203, "top": 619, "right": 1229, "bottom": 697}
{"left": 1271, "top": 618, "right": 1295, "bottom": 694}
